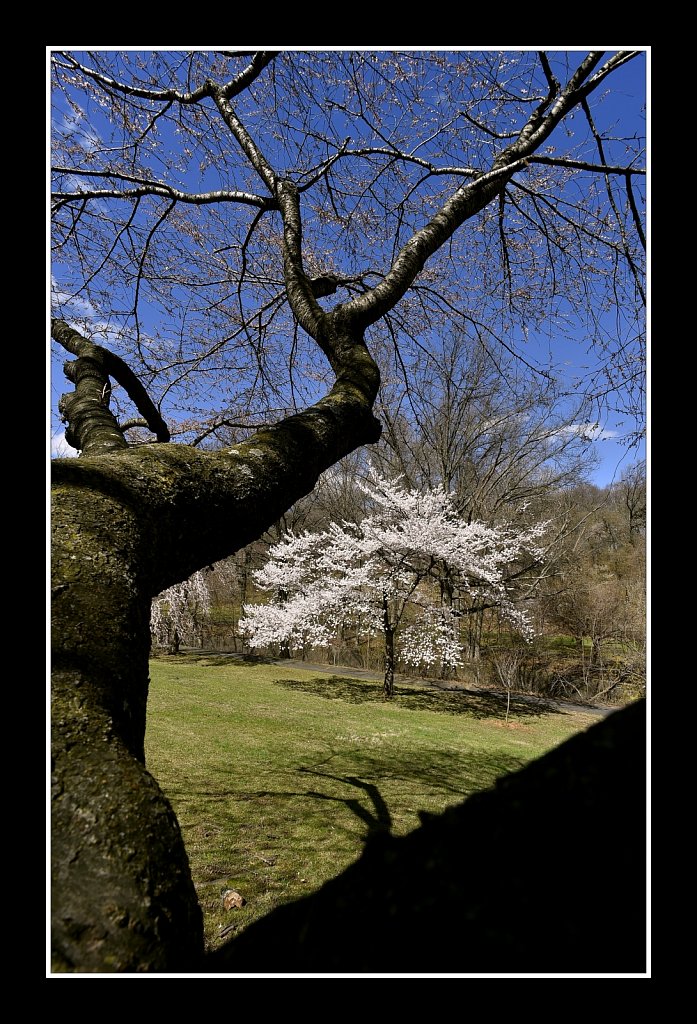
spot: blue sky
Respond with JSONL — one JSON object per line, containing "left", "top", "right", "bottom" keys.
{"left": 49, "top": 48, "right": 647, "bottom": 488}
{"left": 540, "top": 50, "right": 647, "bottom": 486}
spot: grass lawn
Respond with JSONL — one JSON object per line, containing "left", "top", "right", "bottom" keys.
{"left": 144, "top": 654, "right": 601, "bottom": 953}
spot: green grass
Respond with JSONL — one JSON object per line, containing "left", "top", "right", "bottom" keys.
{"left": 144, "top": 654, "right": 601, "bottom": 953}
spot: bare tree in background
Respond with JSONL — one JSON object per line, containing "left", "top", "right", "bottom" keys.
{"left": 374, "top": 328, "right": 597, "bottom": 520}
{"left": 50, "top": 49, "right": 645, "bottom": 971}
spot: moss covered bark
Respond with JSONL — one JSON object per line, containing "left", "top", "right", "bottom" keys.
{"left": 51, "top": 331, "right": 382, "bottom": 971}
{"left": 51, "top": 481, "right": 204, "bottom": 970}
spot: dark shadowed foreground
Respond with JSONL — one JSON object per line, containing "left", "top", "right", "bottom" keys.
{"left": 205, "top": 699, "right": 646, "bottom": 975}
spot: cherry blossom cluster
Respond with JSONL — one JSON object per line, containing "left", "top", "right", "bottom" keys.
{"left": 150, "top": 570, "right": 211, "bottom": 649}
{"left": 240, "top": 470, "right": 547, "bottom": 666}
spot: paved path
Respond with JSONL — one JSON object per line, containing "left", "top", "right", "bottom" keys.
{"left": 194, "top": 651, "right": 617, "bottom": 719}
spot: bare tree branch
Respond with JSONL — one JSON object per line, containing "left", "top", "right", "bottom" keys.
{"left": 52, "top": 50, "right": 277, "bottom": 105}
{"left": 580, "top": 96, "right": 645, "bottom": 304}
{"left": 538, "top": 51, "right": 560, "bottom": 95}
{"left": 528, "top": 156, "right": 645, "bottom": 176}
{"left": 211, "top": 90, "right": 279, "bottom": 194}
{"left": 51, "top": 175, "right": 273, "bottom": 211}
{"left": 625, "top": 172, "right": 646, "bottom": 251}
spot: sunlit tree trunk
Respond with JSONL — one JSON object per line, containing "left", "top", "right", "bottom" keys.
{"left": 382, "top": 591, "right": 396, "bottom": 699}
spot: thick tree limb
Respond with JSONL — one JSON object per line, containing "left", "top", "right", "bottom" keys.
{"left": 54, "top": 320, "right": 128, "bottom": 456}
{"left": 51, "top": 306, "right": 381, "bottom": 970}
{"left": 50, "top": 49, "right": 645, "bottom": 973}
{"left": 51, "top": 182, "right": 273, "bottom": 211}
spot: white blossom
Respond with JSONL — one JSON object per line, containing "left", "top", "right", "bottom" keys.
{"left": 150, "top": 570, "right": 211, "bottom": 650}
{"left": 239, "top": 471, "right": 548, "bottom": 671}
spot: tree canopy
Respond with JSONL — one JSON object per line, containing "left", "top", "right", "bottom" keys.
{"left": 52, "top": 49, "right": 646, "bottom": 455}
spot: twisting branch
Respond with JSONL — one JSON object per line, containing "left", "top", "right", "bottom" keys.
{"left": 120, "top": 418, "right": 151, "bottom": 433}
{"left": 52, "top": 319, "right": 170, "bottom": 454}
{"left": 53, "top": 319, "right": 129, "bottom": 456}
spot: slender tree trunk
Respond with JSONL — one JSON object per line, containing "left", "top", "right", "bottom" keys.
{"left": 382, "top": 592, "right": 395, "bottom": 699}
{"left": 467, "top": 608, "right": 483, "bottom": 660}
{"left": 439, "top": 580, "right": 454, "bottom": 681}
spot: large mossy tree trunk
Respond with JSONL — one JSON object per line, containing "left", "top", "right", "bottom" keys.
{"left": 51, "top": 323, "right": 381, "bottom": 972}
{"left": 51, "top": 480, "right": 205, "bottom": 971}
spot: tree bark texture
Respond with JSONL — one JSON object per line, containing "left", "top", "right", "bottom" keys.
{"left": 51, "top": 331, "right": 382, "bottom": 971}
{"left": 51, "top": 478, "right": 205, "bottom": 970}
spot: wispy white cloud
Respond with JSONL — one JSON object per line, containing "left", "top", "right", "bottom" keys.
{"left": 50, "top": 276, "right": 124, "bottom": 347}
{"left": 560, "top": 423, "right": 618, "bottom": 442}
{"left": 51, "top": 430, "right": 78, "bottom": 458}
{"left": 54, "top": 105, "right": 102, "bottom": 153}
{"left": 51, "top": 275, "right": 100, "bottom": 320}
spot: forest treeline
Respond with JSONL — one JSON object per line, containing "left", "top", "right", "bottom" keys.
{"left": 155, "top": 448, "right": 646, "bottom": 707}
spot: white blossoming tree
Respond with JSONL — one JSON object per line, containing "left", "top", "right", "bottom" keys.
{"left": 240, "top": 473, "right": 547, "bottom": 697}
{"left": 151, "top": 570, "right": 211, "bottom": 654}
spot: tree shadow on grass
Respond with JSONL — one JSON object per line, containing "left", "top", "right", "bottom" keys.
{"left": 254, "top": 769, "right": 394, "bottom": 839}
{"left": 175, "top": 744, "right": 526, "bottom": 807}
{"left": 274, "top": 675, "right": 559, "bottom": 720}
{"left": 152, "top": 651, "right": 277, "bottom": 668}
{"left": 204, "top": 701, "right": 646, "bottom": 975}
{"left": 165, "top": 745, "right": 527, "bottom": 850}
